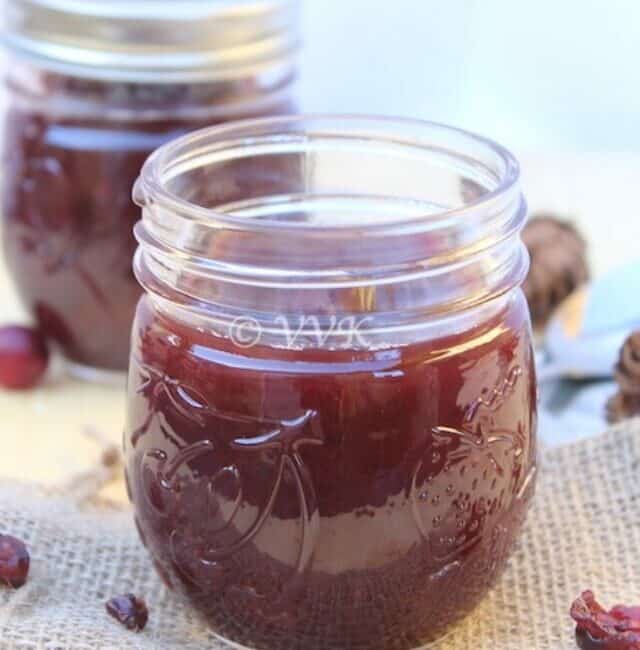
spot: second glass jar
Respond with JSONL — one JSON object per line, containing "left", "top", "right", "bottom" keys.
{"left": 1, "top": 0, "right": 299, "bottom": 371}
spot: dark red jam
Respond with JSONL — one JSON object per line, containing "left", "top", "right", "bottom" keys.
{"left": 2, "top": 73, "right": 293, "bottom": 370}
{"left": 125, "top": 291, "right": 537, "bottom": 649}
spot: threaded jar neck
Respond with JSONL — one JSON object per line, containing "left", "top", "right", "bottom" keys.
{"left": 3, "top": 0, "right": 300, "bottom": 83}
{"left": 134, "top": 115, "right": 529, "bottom": 343}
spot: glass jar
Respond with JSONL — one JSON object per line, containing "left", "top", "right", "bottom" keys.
{"left": 125, "top": 116, "right": 538, "bottom": 650}
{"left": 1, "top": 0, "right": 299, "bottom": 371}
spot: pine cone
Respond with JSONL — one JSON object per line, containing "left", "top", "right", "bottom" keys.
{"left": 522, "top": 214, "right": 589, "bottom": 327}
{"left": 606, "top": 332, "right": 640, "bottom": 423}
{"left": 614, "top": 331, "right": 640, "bottom": 396}
{"left": 606, "top": 391, "right": 640, "bottom": 424}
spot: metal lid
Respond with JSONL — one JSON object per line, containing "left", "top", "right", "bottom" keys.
{"left": 2, "top": 0, "right": 300, "bottom": 82}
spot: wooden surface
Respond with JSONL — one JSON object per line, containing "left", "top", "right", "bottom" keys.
{"left": 0, "top": 152, "right": 638, "bottom": 497}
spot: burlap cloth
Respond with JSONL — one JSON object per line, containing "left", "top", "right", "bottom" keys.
{"left": 1, "top": 421, "right": 639, "bottom": 650}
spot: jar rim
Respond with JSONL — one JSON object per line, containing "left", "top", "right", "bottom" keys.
{"left": 135, "top": 113, "right": 521, "bottom": 237}
{"left": 3, "top": 0, "right": 300, "bottom": 82}
{"left": 134, "top": 114, "right": 528, "bottom": 330}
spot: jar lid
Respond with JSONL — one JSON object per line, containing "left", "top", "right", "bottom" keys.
{"left": 2, "top": 0, "right": 300, "bottom": 82}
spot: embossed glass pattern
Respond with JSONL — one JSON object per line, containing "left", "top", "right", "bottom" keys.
{"left": 125, "top": 116, "right": 538, "bottom": 649}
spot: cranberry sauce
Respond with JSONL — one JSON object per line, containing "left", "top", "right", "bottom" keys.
{"left": 1, "top": 74, "right": 292, "bottom": 370}
{"left": 124, "top": 290, "right": 537, "bottom": 650}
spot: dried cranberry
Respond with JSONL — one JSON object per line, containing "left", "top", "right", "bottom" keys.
{"left": 0, "top": 534, "right": 30, "bottom": 588}
{"left": 576, "top": 626, "right": 610, "bottom": 649}
{"left": 571, "top": 591, "right": 640, "bottom": 649}
{"left": 0, "top": 325, "right": 49, "bottom": 390}
{"left": 106, "top": 593, "right": 149, "bottom": 632}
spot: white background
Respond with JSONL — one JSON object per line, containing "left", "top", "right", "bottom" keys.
{"left": 300, "top": 0, "right": 640, "bottom": 153}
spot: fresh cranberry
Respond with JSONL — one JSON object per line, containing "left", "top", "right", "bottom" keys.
{"left": 0, "top": 325, "right": 49, "bottom": 390}
{"left": 106, "top": 594, "right": 149, "bottom": 632}
{"left": 571, "top": 591, "right": 640, "bottom": 649}
{"left": 0, "top": 534, "right": 30, "bottom": 588}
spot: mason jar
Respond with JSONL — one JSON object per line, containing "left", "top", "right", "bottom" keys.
{"left": 1, "top": 0, "right": 299, "bottom": 372}
{"left": 125, "top": 116, "right": 538, "bottom": 649}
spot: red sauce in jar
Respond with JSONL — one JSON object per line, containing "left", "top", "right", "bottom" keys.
{"left": 1, "top": 74, "right": 293, "bottom": 370}
{"left": 125, "top": 290, "right": 537, "bottom": 649}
